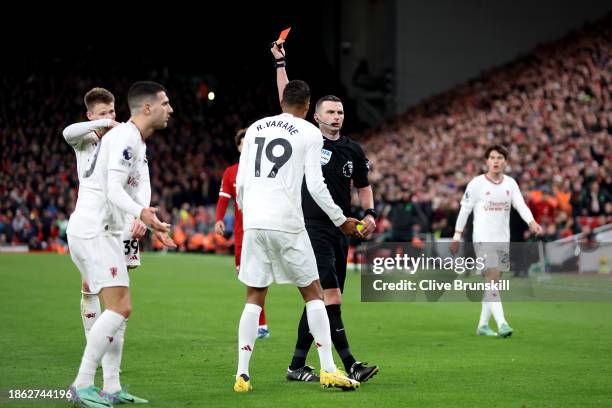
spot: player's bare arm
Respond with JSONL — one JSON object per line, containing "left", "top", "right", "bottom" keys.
{"left": 270, "top": 40, "right": 289, "bottom": 104}
{"left": 358, "top": 186, "right": 376, "bottom": 237}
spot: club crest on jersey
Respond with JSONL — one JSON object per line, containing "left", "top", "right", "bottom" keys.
{"left": 320, "top": 149, "right": 332, "bottom": 165}
{"left": 342, "top": 161, "right": 353, "bottom": 177}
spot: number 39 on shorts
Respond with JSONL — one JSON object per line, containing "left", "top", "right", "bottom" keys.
{"left": 123, "top": 239, "right": 139, "bottom": 255}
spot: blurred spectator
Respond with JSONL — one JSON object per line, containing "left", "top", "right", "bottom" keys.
{"left": 1, "top": 15, "right": 610, "bottom": 252}
{"left": 0, "top": 64, "right": 277, "bottom": 252}
{"left": 359, "top": 15, "right": 611, "bottom": 241}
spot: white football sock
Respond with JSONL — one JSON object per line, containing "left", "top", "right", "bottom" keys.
{"left": 485, "top": 289, "right": 507, "bottom": 327}
{"left": 236, "top": 303, "right": 261, "bottom": 378}
{"left": 305, "top": 299, "right": 336, "bottom": 373}
{"left": 102, "top": 318, "right": 127, "bottom": 394}
{"left": 73, "top": 310, "right": 126, "bottom": 388}
{"left": 478, "top": 301, "right": 491, "bottom": 327}
{"left": 80, "top": 293, "right": 101, "bottom": 338}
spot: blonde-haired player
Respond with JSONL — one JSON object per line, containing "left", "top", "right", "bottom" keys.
{"left": 63, "top": 88, "right": 150, "bottom": 402}
{"left": 67, "top": 81, "right": 175, "bottom": 407}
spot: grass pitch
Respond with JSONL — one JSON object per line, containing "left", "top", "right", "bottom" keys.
{"left": 1, "top": 253, "right": 611, "bottom": 407}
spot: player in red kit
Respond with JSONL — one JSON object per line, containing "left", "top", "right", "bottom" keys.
{"left": 215, "top": 128, "right": 270, "bottom": 339}
{"left": 217, "top": 163, "right": 244, "bottom": 269}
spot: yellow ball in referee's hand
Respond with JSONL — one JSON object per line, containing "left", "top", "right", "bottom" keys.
{"left": 357, "top": 223, "right": 364, "bottom": 233}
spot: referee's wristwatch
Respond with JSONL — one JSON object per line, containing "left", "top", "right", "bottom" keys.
{"left": 363, "top": 208, "right": 377, "bottom": 219}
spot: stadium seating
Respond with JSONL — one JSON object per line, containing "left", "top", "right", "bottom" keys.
{"left": 360, "top": 16, "right": 611, "bottom": 242}
{"left": 1, "top": 16, "right": 609, "bottom": 251}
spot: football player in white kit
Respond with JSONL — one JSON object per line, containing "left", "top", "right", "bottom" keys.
{"left": 67, "top": 81, "right": 175, "bottom": 407}
{"left": 233, "top": 80, "right": 363, "bottom": 392}
{"left": 63, "top": 89, "right": 148, "bottom": 272}
{"left": 63, "top": 88, "right": 148, "bottom": 384}
{"left": 451, "top": 145, "right": 542, "bottom": 338}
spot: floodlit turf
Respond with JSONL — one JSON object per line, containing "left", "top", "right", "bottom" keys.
{"left": 1, "top": 253, "right": 611, "bottom": 407}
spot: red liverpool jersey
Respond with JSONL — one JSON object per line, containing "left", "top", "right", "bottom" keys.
{"left": 217, "top": 163, "right": 244, "bottom": 245}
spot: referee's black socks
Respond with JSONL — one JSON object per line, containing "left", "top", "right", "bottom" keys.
{"left": 326, "top": 304, "right": 356, "bottom": 372}
{"left": 290, "top": 304, "right": 356, "bottom": 372}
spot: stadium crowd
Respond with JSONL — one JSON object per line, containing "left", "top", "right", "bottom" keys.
{"left": 0, "top": 17, "right": 610, "bottom": 252}
{"left": 362, "top": 16, "right": 611, "bottom": 242}
{"left": 0, "top": 70, "right": 277, "bottom": 252}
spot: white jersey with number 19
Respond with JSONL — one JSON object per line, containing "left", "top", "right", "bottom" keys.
{"left": 236, "top": 112, "right": 346, "bottom": 233}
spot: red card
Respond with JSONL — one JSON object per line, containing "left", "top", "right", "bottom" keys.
{"left": 277, "top": 27, "right": 291, "bottom": 42}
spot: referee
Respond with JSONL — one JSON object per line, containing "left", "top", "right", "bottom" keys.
{"left": 271, "top": 41, "right": 379, "bottom": 383}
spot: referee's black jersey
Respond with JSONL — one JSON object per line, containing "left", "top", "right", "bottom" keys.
{"left": 302, "top": 134, "right": 370, "bottom": 226}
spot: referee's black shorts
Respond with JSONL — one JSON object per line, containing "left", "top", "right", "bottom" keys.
{"left": 306, "top": 220, "right": 349, "bottom": 292}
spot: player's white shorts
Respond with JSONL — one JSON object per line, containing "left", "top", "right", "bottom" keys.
{"left": 474, "top": 242, "right": 510, "bottom": 272}
{"left": 121, "top": 224, "right": 141, "bottom": 268}
{"left": 68, "top": 234, "right": 129, "bottom": 294}
{"left": 239, "top": 229, "right": 319, "bottom": 288}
